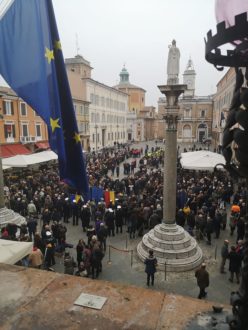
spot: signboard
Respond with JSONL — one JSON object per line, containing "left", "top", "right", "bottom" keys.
{"left": 74, "top": 293, "right": 107, "bottom": 310}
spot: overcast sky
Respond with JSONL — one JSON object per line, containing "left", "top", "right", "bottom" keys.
{"left": 1, "top": 0, "right": 227, "bottom": 107}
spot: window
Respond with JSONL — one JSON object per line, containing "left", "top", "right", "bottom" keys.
{"left": 34, "top": 110, "right": 40, "bottom": 117}
{"left": 200, "top": 110, "right": 206, "bottom": 118}
{"left": 4, "top": 123, "right": 15, "bottom": 138}
{"left": 20, "top": 102, "right": 27, "bottom": 116}
{"left": 92, "top": 134, "right": 95, "bottom": 143}
{"left": 74, "top": 104, "right": 77, "bottom": 114}
{"left": 21, "top": 122, "right": 29, "bottom": 137}
{"left": 35, "top": 124, "right": 42, "bottom": 137}
{"left": 183, "top": 125, "right": 192, "bottom": 138}
{"left": 85, "top": 104, "right": 89, "bottom": 115}
{"left": 95, "top": 95, "right": 99, "bottom": 106}
{"left": 184, "top": 108, "right": 191, "bottom": 118}
{"left": 3, "top": 100, "right": 14, "bottom": 115}
{"left": 97, "top": 133, "right": 99, "bottom": 142}
{"left": 101, "top": 97, "right": 105, "bottom": 107}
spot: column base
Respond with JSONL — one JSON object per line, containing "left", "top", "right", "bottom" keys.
{"left": 137, "top": 223, "right": 203, "bottom": 272}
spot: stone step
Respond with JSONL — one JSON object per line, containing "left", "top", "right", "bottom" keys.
{"left": 158, "top": 223, "right": 182, "bottom": 233}
{"left": 137, "top": 242, "right": 203, "bottom": 272}
{"left": 142, "top": 234, "right": 198, "bottom": 259}
{"left": 153, "top": 225, "right": 185, "bottom": 241}
{"left": 147, "top": 230, "right": 192, "bottom": 250}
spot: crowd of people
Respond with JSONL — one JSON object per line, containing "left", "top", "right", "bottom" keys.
{"left": 0, "top": 142, "right": 246, "bottom": 288}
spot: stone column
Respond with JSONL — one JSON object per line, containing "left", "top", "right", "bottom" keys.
{"left": 159, "top": 85, "right": 185, "bottom": 224}
{"left": 163, "top": 121, "right": 177, "bottom": 224}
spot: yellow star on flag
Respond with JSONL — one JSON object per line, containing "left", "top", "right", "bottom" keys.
{"left": 45, "top": 47, "right": 54, "bottom": 64}
{"left": 50, "top": 117, "right": 61, "bottom": 133}
{"left": 73, "top": 132, "right": 81, "bottom": 143}
{"left": 54, "top": 40, "right": 62, "bottom": 51}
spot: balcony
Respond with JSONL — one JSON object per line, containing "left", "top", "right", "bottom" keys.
{"left": 20, "top": 136, "right": 37, "bottom": 143}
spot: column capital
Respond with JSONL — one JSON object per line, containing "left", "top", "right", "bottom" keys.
{"left": 164, "top": 114, "right": 179, "bottom": 130}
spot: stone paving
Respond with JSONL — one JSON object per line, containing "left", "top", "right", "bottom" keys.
{"left": 48, "top": 140, "right": 239, "bottom": 306}
{"left": 51, "top": 218, "right": 239, "bottom": 306}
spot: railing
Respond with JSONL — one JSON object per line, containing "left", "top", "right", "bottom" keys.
{"left": 20, "top": 136, "right": 37, "bottom": 143}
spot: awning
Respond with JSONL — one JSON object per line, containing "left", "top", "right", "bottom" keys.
{"left": 180, "top": 151, "right": 226, "bottom": 171}
{"left": 0, "top": 144, "right": 31, "bottom": 158}
{"left": 35, "top": 141, "right": 50, "bottom": 150}
{"left": 2, "top": 150, "right": 58, "bottom": 168}
{"left": 0, "top": 239, "right": 33, "bottom": 265}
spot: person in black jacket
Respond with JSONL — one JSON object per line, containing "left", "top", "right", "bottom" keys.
{"left": 144, "top": 250, "right": 157, "bottom": 286}
{"left": 228, "top": 245, "right": 242, "bottom": 284}
{"left": 115, "top": 206, "right": 123, "bottom": 234}
{"left": 195, "top": 263, "right": 209, "bottom": 299}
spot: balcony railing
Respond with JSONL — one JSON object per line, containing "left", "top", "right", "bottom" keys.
{"left": 20, "top": 136, "right": 37, "bottom": 143}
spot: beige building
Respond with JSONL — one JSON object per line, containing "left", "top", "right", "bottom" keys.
{"left": 0, "top": 86, "right": 48, "bottom": 156}
{"left": 66, "top": 56, "right": 129, "bottom": 151}
{"left": 67, "top": 69, "right": 90, "bottom": 151}
{"left": 114, "top": 66, "right": 157, "bottom": 142}
{"left": 157, "top": 59, "right": 213, "bottom": 143}
{"left": 212, "top": 67, "right": 236, "bottom": 150}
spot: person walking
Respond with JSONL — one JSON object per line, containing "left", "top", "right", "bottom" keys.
{"left": 220, "top": 239, "right": 229, "bottom": 274}
{"left": 144, "top": 250, "right": 157, "bottom": 286}
{"left": 228, "top": 245, "right": 242, "bottom": 284}
{"left": 195, "top": 263, "right": 209, "bottom": 299}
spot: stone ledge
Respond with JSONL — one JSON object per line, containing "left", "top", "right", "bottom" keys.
{"left": 142, "top": 235, "right": 198, "bottom": 258}
{"left": 0, "top": 263, "right": 226, "bottom": 330}
{"left": 148, "top": 231, "right": 192, "bottom": 249}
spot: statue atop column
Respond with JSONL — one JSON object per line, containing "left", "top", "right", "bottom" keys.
{"left": 167, "top": 39, "right": 180, "bottom": 85}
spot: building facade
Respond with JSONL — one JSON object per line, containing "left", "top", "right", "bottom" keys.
{"left": 66, "top": 56, "right": 129, "bottom": 151}
{"left": 0, "top": 86, "right": 48, "bottom": 154}
{"left": 67, "top": 69, "right": 90, "bottom": 151}
{"left": 212, "top": 67, "right": 236, "bottom": 150}
{"left": 114, "top": 66, "right": 157, "bottom": 142}
{"left": 157, "top": 59, "right": 213, "bottom": 143}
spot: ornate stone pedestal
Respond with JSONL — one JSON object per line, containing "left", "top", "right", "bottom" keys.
{"left": 137, "top": 223, "right": 203, "bottom": 271}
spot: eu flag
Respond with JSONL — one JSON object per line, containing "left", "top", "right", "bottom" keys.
{"left": 0, "top": 0, "right": 89, "bottom": 198}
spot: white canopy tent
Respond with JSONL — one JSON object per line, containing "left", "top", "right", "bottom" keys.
{"left": 2, "top": 150, "right": 58, "bottom": 168}
{"left": 33, "top": 150, "right": 58, "bottom": 162}
{"left": 180, "top": 150, "right": 226, "bottom": 171}
{"left": 0, "top": 239, "right": 33, "bottom": 265}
